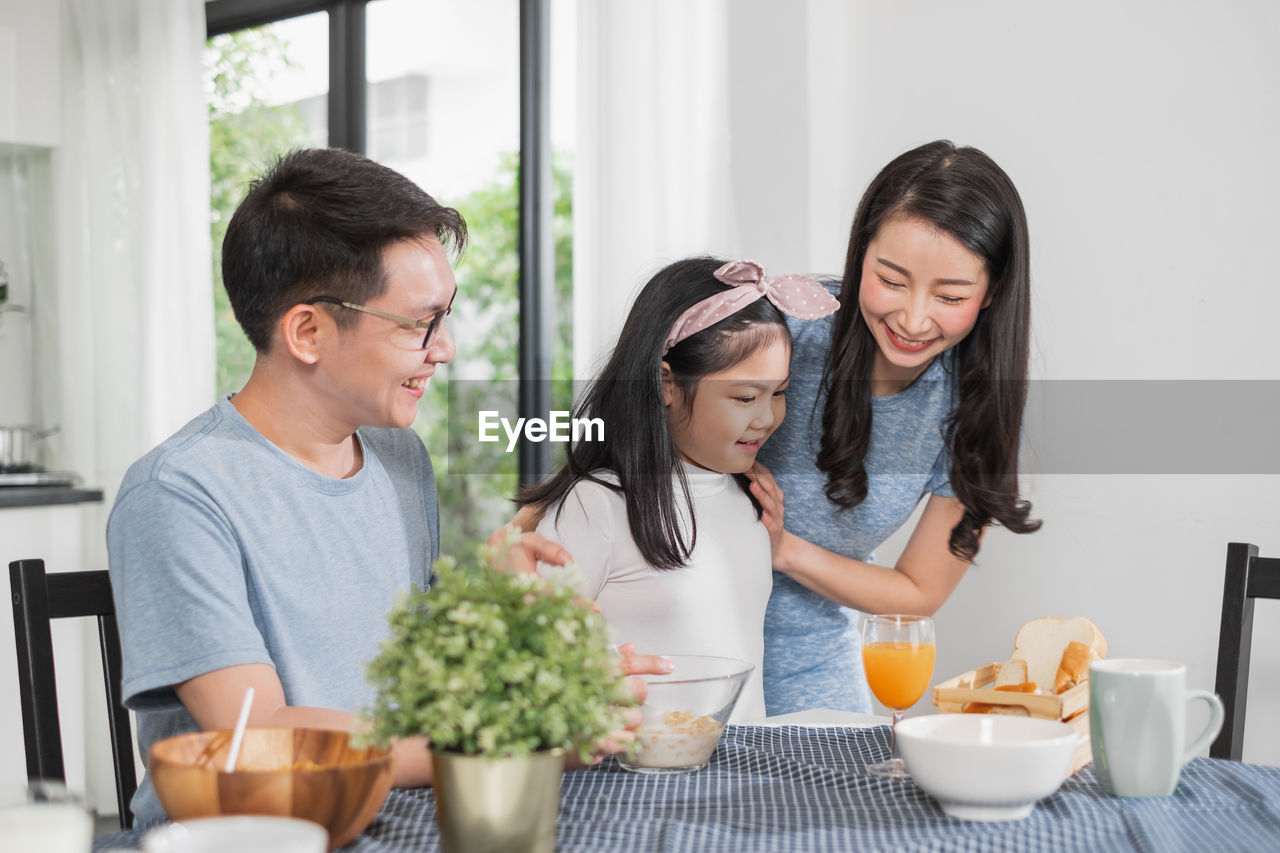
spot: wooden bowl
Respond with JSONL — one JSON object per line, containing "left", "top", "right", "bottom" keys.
{"left": 148, "top": 728, "right": 393, "bottom": 850}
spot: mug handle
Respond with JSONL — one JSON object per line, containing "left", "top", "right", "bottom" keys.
{"left": 1182, "top": 689, "right": 1225, "bottom": 763}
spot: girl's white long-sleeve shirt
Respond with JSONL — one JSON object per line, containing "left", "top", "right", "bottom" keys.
{"left": 536, "top": 462, "right": 772, "bottom": 721}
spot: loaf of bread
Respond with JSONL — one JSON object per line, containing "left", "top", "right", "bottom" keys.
{"left": 1008, "top": 616, "right": 1107, "bottom": 693}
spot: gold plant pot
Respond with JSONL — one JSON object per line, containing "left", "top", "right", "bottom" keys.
{"left": 430, "top": 747, "right": 565, "bottom": 853}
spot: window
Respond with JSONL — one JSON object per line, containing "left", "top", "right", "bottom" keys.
{"left": 205, "top": 0, "right": 572, "bottom": 556}
{"left": 368, "top": 73, "right": 428, "bottom": 163}
{"left": 206, "top": 11, "right": 328, "bottom": 395}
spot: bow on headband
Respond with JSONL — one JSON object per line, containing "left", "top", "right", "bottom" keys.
{"left": 663, "top": 260, "right": 840, "bottom": 354}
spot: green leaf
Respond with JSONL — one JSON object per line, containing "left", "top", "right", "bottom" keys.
{"left": 361, "top": 542, "right": 634, "bottom": 757}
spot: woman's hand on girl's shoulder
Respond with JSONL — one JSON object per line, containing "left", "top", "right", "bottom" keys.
{"left": 744, "top": 461, "right": 788, "bottom": 565}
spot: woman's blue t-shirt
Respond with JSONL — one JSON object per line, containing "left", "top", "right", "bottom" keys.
{"left": 757, "top": 291, "right": 956, "bottom": 714}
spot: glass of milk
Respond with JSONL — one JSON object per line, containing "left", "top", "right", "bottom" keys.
{"left": 0, "top": 780, "right": 93, "bottom": 852}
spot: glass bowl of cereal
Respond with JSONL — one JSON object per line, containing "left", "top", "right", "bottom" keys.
{"left": 619, "top": 654, "right": 754, "bottom": 774}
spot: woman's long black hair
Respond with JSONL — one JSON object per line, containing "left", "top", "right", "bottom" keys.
{"left": 517, "top": 256, "right": 789, "bottom": 570}
{"left": 818, "top": 140, "right": 1040, "bottom": 561}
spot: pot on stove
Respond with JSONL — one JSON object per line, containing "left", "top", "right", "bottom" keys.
{"left": 0, "top": 425, "right": 59, "bottom": 471}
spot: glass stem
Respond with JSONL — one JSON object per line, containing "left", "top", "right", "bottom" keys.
{"left": 890, "top": 710, "right": 904, "bottom": 762}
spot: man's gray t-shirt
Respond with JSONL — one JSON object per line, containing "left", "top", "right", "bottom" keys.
{"left": 757, "top": 291, "right": 955, "bottom": 715}
{"left": 107, "top": 397, "right": 438, "bottom": 823}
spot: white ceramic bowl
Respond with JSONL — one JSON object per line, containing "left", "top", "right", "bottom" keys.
{"left": 896, "top": 714, "right": 1081, "bottom": 821}
{"left": 618, "top": 654, "right": 753, "bottom": 774}
{"left": 142, "top": 815, "right": 328, "bottom": 853}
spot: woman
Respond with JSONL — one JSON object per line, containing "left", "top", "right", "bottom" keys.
{"left": 745, "top": 140, "right": 1041, "bottom": 714}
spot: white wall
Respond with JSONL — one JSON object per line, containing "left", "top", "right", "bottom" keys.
{"left": 748, "top": 0, "right": 1279, "bottom": 763}
{"left": 0, "top": 1, "right": 60, "bottom": 146}
{"left": 578, "top": 2, "right": 1278, "bottom": 764}
{"left": 0, "top": 0, "right": 59, "bottom": 431}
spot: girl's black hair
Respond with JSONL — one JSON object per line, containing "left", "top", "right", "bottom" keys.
{"left": 819, "top": 140, "right": 1041, "bottom": 562}
{"left": 517, "top": 256, "right": 789, "bottom": 569}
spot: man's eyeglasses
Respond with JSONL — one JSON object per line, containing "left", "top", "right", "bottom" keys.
{"left": 305, "top": 292, "right": 455, "bottom": 350}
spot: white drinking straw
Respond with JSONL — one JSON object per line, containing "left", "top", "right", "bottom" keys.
{"left": 224, "top": 686, "right": 255, "bottom": 773}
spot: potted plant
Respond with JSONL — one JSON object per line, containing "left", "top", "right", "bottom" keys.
{"left": 362, "top": 532, "right": 634, "bottom": 853}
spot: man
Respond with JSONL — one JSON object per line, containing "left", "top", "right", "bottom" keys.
{"left": 107, "top": 148, "right": 659, "bottom": 824}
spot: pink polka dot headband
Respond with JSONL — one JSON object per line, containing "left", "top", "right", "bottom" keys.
{"left": 662, "top": 260, "right": 840, "bottom": 355}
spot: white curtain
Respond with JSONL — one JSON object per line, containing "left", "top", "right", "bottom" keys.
{"left": 572, "top": 0, "right": 737, "bottom": 378}
{"left": 43, "top": 0, "right": 213, "bottom": 519}
{"left": 571, "top": 0, "right": 835, "bottom": 379}
{"left": 37, "top": 0, "right": 212, "bottom": 811}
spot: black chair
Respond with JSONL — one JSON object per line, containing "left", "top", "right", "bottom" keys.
{"left": 9, "top": 558, "right": 137, "bottom": 828}
{"left": 1211, "top": 542, "right": 1280, "bottom": 760}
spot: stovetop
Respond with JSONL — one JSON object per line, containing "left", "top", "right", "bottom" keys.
{"left": 0, "top": 465, "right": 83, "bottom": 487}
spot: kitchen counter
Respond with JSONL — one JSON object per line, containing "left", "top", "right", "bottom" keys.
{"left": 0, "top": 486, "right": 104, "bottom": 509}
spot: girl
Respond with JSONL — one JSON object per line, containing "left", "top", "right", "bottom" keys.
{"left": 747, "top": 140, "right": 1041, "bottom": 715}
{"left": 518, "top": 256, "right": 837, "bottom": 721}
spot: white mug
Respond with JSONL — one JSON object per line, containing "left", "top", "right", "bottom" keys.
{"left": 0, "top": 781, "right": 93, "bottom": 853}
{"left": 1089, "top": 659, "right": 1224, "bottom": 797}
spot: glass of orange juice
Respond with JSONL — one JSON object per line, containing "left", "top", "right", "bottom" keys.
{"left": 861, "top": 614, "right": 935, "bottom": 778}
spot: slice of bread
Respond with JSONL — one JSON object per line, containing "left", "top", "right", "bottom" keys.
{"left": 1009, "top": 617, "right": 1107, "bottom": 693}
{"left": 995, "top": 682, "right": 1038, "bottom": 694}
{"left": 1054, "top": 640, "right": 1101, "bottom": 694}
{"left": 994, "top": 658, "right": 1028, "bottom": 688}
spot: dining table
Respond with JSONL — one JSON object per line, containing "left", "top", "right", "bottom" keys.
{"left": 93, "top": 710, "right": 1280, "bottom": 852}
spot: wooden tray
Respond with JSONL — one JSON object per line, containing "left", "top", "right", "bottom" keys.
{"left": 931, "top": 662, "right": 1093, "bottom": 774}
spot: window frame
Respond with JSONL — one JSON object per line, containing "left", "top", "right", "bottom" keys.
{"left": 205, "top": 0, "right": 555, "bottom": 486}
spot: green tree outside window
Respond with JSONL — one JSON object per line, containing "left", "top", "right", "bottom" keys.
{"left": 207, "top": 31, "right": 572, "bottom": 559}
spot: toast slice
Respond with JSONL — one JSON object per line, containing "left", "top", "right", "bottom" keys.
{"left": 994, "top": 658, "right": 1028, "bottom": 688}
{"left": 1054, "top": 640, "right": 1101, "bottom": 694}
{"left": 995, "top": 682, "right": 1038, "bottom": 694}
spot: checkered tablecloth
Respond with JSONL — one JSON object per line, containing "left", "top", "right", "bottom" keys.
{"left": 95, "top": 725, "right": 1280, "bottom": 852}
